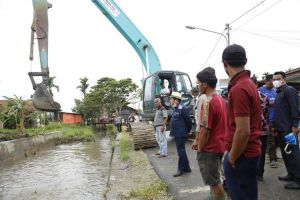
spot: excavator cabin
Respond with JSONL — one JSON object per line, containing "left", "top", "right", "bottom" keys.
{"left": 142, "top": 70, "right": 193, "bottom": 120}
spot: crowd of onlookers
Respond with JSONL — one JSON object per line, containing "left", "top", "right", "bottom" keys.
{"left": 153, "top": 44, "right": 300, "bottom": 200}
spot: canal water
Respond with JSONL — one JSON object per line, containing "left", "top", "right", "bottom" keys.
{"left": 0, "top": 135, "right": 113, "bottom": 200}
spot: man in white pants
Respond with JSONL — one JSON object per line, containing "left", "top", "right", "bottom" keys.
{"left": 154, "top": 98, "right": 168, "bottom": 157}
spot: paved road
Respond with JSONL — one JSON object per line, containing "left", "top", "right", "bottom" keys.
{"left": 144, "top": 136, "right": 300, "bottom": 200}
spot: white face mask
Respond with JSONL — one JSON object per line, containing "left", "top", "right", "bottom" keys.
{"left": 273, "top": 80, "right": 282, "bottom": 88}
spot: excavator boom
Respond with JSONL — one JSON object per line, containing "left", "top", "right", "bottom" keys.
{"left": 92, "top": 0, "right": 161, "bottom": 75}
{"left": 29, "top": 0, "right": 60, "bottom": 111}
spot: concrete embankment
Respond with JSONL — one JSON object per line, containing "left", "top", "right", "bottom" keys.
{"left": 0, "top": 131, "right": 63, "bottom": 164}
{"left": 105, "top": 132, "right": 172, "bottom": 200}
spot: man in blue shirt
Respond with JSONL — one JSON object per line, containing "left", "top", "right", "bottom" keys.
{"left": 258, "top": 74, "right": 278, "bottom": 169}
{"left": 170, "top": 92, "right": 193, "bottom": 177}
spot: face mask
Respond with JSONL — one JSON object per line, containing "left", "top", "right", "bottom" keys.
{"left": 273, "top": 80, "right": 282, "bottom": 88}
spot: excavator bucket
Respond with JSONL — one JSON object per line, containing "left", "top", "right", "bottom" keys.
{"left": 32, "top": 83, "right": 61, "bottom": 111}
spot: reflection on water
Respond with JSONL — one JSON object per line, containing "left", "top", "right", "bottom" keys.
{"left": 0, "top": 136, "right": 113, "bottom": 200}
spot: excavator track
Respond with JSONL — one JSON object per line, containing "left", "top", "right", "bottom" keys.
{"left": 129, "top": 122, "right": 157, "bottom": 150}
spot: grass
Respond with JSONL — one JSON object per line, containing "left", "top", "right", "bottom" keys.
{"left": 0, "top": 122, "right": 94, "bottom": 142}
{"left": 119, "top": 132, "right": 133, "bottom": 161}
{"left": 128, "top": 180, "right": 172, "bottom": 200}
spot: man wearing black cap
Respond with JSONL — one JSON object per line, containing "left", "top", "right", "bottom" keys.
{"left": 221, "top": 44, "right": 262, "bottom": 200}
{"left": 192, "top": 67, "right": 227, "bottom": 200}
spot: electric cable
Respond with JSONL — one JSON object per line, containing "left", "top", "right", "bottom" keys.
{"left": 203, "top": 31, "right": 225, "bottom": 66}
{"left": 236, "top": 29, "right": 300, "bottom": 47}
{"left": 234, "top": 0, "right": 283, "bottom": 30}
{"left": 230, "top": 0, "right": 267, "bottom": 25}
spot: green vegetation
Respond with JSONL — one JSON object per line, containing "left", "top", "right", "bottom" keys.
{"left": 0, "top": 122, "right": 94, "bottom": 143}
{"left": 128, "top": 181, "right": 172, "bottom": 200}
{"left": 119, "top": 133, "right": 133, "bottom": 161}
{"left": 72, "top": 77, "right": 139, "bottom": 122}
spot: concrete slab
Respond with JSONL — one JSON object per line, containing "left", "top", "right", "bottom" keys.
{"left": 144, "top": 138, "right": 300, "bottom": 200}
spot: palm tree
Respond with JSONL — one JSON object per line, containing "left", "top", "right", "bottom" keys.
{"left": 76, "top": 77, "right": 89, "bottom": 97}
{"left": 47, "top": 76, "right": 59, "bottom": 96}
{"left": 3, "top": 95, "right": 28, "bottom": 133}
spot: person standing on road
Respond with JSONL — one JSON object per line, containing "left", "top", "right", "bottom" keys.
{"left": 170, "top": 92, "right": 193, "bottom": 177}
{"left": 251, "top": 76, "right": 270, "bottom": 182}
{"left": 273, "top": 71, "right": 300, "bottom": 190}
{"left": 259, "top": 74, "right": 279, "bottom": 169}
{"left": 221, "top": 44, "right": 262, "bottom": 200}
{"left": 153, "top": 98, "right": 168, "bottom": 157}
{"left": 192, "top": 67, "right": 227, "bottom": 200}
{"left": 114, "top": 115, "right": 122, "bottom": 132}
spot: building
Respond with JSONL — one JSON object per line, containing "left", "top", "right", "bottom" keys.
{"left": 59, "top": 112, "right": 83, "bottom": 124}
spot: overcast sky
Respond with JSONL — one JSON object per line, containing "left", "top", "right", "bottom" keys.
{"left": 0, "top": 0, "right": 299, "bottom": 112}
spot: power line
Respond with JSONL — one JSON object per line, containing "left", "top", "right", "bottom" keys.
{"left": 203, "top": 31, "right": 225, "bottom": 66}
{"left": 238, "top": 29, "right": 300, "bottom": 41}
{"left": 230, "top": 0, "right": 268, "bottom": 25}
{"left": 234, "top": 0, "right": 283, "bottom": 30}
{"left": 237, "top": 29, "right": 300, "bottom": 47}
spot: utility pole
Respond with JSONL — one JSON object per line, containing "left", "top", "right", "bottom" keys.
{"left": 225, "top": 23, "right": 231, "bottom": 46}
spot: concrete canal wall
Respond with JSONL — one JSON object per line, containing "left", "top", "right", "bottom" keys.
{"left": 0, "top": 131, "right": 63, "bottom": 163}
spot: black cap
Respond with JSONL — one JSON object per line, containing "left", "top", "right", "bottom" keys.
{"left": 197, "top": 67, "right": 217, "bottom": 83}
{"left": 222, "top": 44, "right": 247, "bottom": 63}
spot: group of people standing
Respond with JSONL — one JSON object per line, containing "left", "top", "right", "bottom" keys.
{"left": 153, "top": 44, "right": 300, "bottom": 200}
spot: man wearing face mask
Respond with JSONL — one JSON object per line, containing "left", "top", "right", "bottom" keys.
{"left": 273, "top": 71, "right": 300, "bottom": 190}
{"left": 221, "top": 44, "right": 262, "bottom": 200}
{"left": 169, "top": 92, "right": 193, "bottom": 177}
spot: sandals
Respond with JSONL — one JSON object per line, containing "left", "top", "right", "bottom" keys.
{"left": 270, "top": 160, "right": 278, "bottom": 168}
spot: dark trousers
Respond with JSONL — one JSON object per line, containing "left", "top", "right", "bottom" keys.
{"left": 174, "top": 137, "right": 190, "bottom": 172}
{"left": 278, "top": 132, "right": 300, "bottom": 184}
{"left": 257, "top": 135, "right": 268, "bottom": 177}
{"left": 223, "top": 153, "right": 259, "bottom": 200}
{"left": 267, "top": 134, "right": 279, "bottom": 161}
{"left": 116, "top": 123, "right": 122, "bottom": 132}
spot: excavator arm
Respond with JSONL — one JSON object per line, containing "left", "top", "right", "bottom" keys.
{"left": 92, "top": 0, "right": 161, "bottom": 75}
{"left": 29, "top": 0, "right": 60, "bottom": 111}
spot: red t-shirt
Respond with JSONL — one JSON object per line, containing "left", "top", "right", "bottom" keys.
{"left": 225, "top": 70, "right": 262, "bottom": 157}
{"left": 200, "top": 93, "right": 227, "bottom": 153}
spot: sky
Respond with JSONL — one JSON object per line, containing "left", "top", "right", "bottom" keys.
{"left": 0, "top": 0, "right": 300, "bottom": 112}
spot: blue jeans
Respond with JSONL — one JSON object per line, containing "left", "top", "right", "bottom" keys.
{"left": 223, "top": 153, "right": 259, "bottom": 200}
{"left": 175, "top": 137, "right": 190, "bottom": 171}
{"left": 155, "top": 126, "right": 168, "bottom": 156}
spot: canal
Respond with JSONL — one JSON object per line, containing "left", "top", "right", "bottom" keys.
{"left": 0, "top": 135, "right": 113, "bottom": 200}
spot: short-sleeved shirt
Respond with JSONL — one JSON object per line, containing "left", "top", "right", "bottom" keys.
{"left": 195, "top": 94, "right": 208, "bottom": 132}
{"left": 200, "top": 94, "right": 227, "bottom": 153}
{"left": 225, "top": 70, "right": 262, "bottom": 157}
{"left": 154, "top": 106, "right": 168, "bottom": 126}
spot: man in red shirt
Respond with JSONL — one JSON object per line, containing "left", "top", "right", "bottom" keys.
{"left": 192, "top": 67, "right": 227, "bottom": 200}
{"left": 222, "top": 44, "right": 261, "bottom": 200}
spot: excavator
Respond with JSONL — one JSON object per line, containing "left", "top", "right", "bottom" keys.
{"left": 29, "top": 0, "right": 194, "bottom": 148}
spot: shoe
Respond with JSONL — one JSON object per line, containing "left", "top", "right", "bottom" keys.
{"left": 158, "top": 154, "right": 167, "bottom": 158}
{"left": 257, "top": 176, "right": 264, "bottom": 182}
{"left": 154, "top": 152, "right": 160, "bottom": 156}
{"left": 279, "top": 174, "right": 294, "bottom": 181}
{"left": 173, "top": 171, "right": 184, "bottom": 177}
{"left": 284, "top": 182, "right": 300, "bottom": 189}
{"left": 184, "top": 168, "right": 192, "bottom": 173}
{"left": 270, "top": 160, "right": 278, "bottom": 168}
{"left": 222, "top": 180, "right": 227, "bottom": 191}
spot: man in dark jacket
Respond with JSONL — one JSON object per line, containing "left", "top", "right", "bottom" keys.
{"left": 273, "top": 71, "right": 300, "bottom": 190}
{"left": 170, "top": 92, "right": 193, "bottom": 177}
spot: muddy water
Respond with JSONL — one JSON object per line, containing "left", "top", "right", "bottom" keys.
{"left": 0, "top": 136, "right": 113, "bottom": 200}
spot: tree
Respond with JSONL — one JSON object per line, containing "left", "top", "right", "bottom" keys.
{"left": 2, "top": 95, "right": 28, "bottom": 133}
{"left": 47, "top": 76, "right": 59, "bottom": 96}
{"left": 76, "top": 77, "right": 89, "bottom": 97}
{"left": 261, "top": 72, "right": 269, "bottom": 80}
{"left": 91, "top": 77, "right": 138, "bottom": 116}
